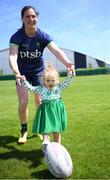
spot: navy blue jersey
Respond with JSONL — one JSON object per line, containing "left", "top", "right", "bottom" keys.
{"left": 9, "top": 28, "right": 53, "bottom": 75}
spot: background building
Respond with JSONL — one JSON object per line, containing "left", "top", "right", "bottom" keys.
{"left": 0, "top": 47, "right": 108, "bottom": 75}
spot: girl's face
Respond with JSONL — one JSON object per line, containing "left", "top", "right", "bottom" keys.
{"left": 22, "top": 8, "right": 38, "bottom": 29}
{"left": 44, "top": 74, "right": 58, "bottom": 89}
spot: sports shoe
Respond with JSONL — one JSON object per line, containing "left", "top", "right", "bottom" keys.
{"left": 18, "top": 131, "right": 27, "bottom": 144}
{"left": 41, "top": 140, "right": 50, "bottom": 153}
{"left": 37, "top": 134, "right": 43, "bottom": 141}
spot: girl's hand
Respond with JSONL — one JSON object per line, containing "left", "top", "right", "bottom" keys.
{"left": 20, "top": 75, "right": 26, "bottom": 81}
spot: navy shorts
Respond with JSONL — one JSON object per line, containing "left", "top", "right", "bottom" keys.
{"left": 21, "top": 72, "right": 42, "bottom": 86}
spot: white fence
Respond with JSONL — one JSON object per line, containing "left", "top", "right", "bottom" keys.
{"left": 0, "top": 48, "right": 75, "bottom": 74}
{"left": 0, "top": 47, "right": 108, "bottom": 75}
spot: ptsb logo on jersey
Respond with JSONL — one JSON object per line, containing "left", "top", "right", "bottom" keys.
{"left": 20, "top": 50, "right": 41, "bottom": 59}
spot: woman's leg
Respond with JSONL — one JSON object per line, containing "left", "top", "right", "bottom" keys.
{"left": 16, "top": 83, "right": 29, "bottom": 143}
{"left": 34, "top": 93, "right": 43, "bottom": 140}
{"left": 53, "top": 133, "right": 61, "bottom": 143}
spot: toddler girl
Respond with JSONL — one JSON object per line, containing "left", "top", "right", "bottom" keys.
{"left": 21, "top": 63, "right": 73, "bottom": 145}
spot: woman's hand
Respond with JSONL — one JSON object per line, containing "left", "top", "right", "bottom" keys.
{"left": 15, "top": 73, "right": 21, "bottom": 85}
{"left": 67, "top": 63, "right": 76, "bottom": 76}
{"left": 15, "top": 73, "right": 26, "bottom": 85}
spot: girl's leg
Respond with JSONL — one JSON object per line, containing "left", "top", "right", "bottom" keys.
{"left": 43, "top": 134, "right": 50, "bottom": 142}
{"left": 16, "top": 83, "right": 29, "bottom": 144}
{"left": 53, "top": 133, "right": 61, "bottom": 143}
{"left": 42, "top": 134, "right": 50, "bottom": 152}
{"left": 34, "top": 93, "right": 41, "bottom": 107}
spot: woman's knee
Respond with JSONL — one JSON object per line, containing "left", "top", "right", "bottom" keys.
{"left": 16, "top": 84, "right": 29, "bottom": 108}
{"left": 19, "top": 98, "right": 28, "bottom": 109}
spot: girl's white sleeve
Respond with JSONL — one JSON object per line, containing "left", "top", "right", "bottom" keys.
{"left": 59, "top": 74, "right": 73, "bottom": 90}
{"left": 22, "top": 80, "right": 40, "bottom": 93}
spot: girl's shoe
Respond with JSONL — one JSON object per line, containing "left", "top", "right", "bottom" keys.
{"left": 41, "top": 140, "right": 50, "bottom": 153}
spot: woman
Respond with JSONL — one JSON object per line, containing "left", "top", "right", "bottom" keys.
{"left": 9, "top": 6, "right": 75, "bottom": 144}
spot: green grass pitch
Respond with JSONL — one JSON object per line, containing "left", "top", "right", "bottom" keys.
{"left": 0, "top": 74, "right": 110, "bottom": 179}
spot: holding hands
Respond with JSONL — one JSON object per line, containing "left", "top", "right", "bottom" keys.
{"left": 15, "top": 73, "right": 26, "bottom": 85}
{"left": 66, "top": 63, "right": 76, "bottom": 76}
{"left": 15, "top": 73, "right": 22, "bottom": 85}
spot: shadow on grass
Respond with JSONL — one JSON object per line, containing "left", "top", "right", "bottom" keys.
{"left": 0, "top": 135, "right": 56, "bottom": 179}
{"left": 0, "top": 135, "right": 43, "bottom": 168}
{"left": 31, "top": 169, "right": 55, "bottom": 179}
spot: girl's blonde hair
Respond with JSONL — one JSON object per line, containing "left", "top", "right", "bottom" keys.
{"left": 42, "top": 62, "right": 59, "bottom": 82}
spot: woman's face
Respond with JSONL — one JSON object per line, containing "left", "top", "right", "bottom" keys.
{"left": 22, "top": 8, "right": 38, "bottom": 29}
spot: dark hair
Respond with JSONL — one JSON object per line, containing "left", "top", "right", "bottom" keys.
{"left": 21, "top": 5, "right": 39, "bottom": 19}
{"left": 21, "top": 6, "right": 39, "bottom": 29}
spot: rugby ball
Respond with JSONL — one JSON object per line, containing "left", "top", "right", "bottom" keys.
{"left": 43, "top": 142, "right": 73, "bottom": 178}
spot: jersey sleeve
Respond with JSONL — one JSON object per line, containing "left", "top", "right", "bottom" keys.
{"left": 58, "top": 74, "right": 73, "bottom": 90}
{"left": 39, "top": 29, "right": 53, "bottom": 47}
{"left": 9, "top": 30, "right": 21, "bottom": 46}
{"left": 22, "top": 80, "right": 41, "bottom": 94}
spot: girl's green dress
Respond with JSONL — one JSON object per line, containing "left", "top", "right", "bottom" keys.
{"left": 22, "top": 75, "right": 72, "bottom": 134}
